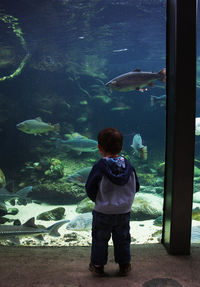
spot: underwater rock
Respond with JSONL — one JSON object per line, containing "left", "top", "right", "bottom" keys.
{"left": 194, "top": 166, "right": 200, "bottom": 177}
{"left": 154, "top": 177, "right": 164, "bottom": 187}
{"left": 0, "top": 169, "right": 6, "bottom": 188}
{"left": 0, "top": 202, "right": 7, "bottom": 216}
{"left": 66, "top": 212, "right": 92, "bottom": 231}
{"left": 7, "top": 207, "right": 19, "bottom": 215}
{"left": 153, "top": 216, "right": 163, "bottom": 226}
{"left": 63, "top": 232, "right": 78, "bottom": 242}
{"left": 193, "top": 192, "right": 200, "bottom": 203}
{"left": 36, "top": 207, "right": 65, "bottom": 221}
{"left": 137, "top": 172, "right": 156, "bottom": 186}
{"left": 154, "top": 186, "right": 163, "bottom": 194}
{"left": 192, "top": 207, "right": 200, "bottom": 221}
{"left": 194, "top": 182, "right": 200, "bottom": 193}
{"left": 156, "top": 162, "right": 165, "bottom": 175}
{"left": 76, "top": 198, "right": 95, "bottom": 213}
{"left": 17, "top": 198, "right": 28, "bottom": 205}
{"left": 131, "top": 193, "right": 163, "bottom": 220}
{"left": 13, "top": 219, "right": 21, "bottom": 225}
{"left": 30, "top": 182, "right": 86, "bottom": 204}
{"left": 0, "top": 217, "right": 10, "bottom": 224}
{"left": 44, "top": 158, "right": 64, "bottom": 179}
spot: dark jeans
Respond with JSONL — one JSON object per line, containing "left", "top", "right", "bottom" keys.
{"left": 91, "top": 210, "right": 131, "bottom": 266}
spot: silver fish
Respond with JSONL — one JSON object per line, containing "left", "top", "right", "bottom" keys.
{"left": 0, "top": 217, "right": 69, "bottom": 242}
{"left": 105, "top": 68, "right": 166, "bottom": 92}
{"left": 131, "top": 134, "right": 147, "bottom": 160}
{"left": 56, "top": 136, "right": 98, "bottom": 153}
{"left": 67, "top": 167, "right": 92, "bottom": 184}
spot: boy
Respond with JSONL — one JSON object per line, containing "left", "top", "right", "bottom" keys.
{"left": 85, "top": 127, "right": 139, "bottom": 276}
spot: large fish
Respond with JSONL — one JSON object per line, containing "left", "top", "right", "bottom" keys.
{"left": 16, "top": 117, "right": 60, "bottom": 136}
{"left": 67, "top": 167, "right": 92, "bottom": 184}
{"left": 56, "top": 135, "right": 98, "bottom": 154}
{"left": 131, "top": 134, "right": 147, "bottom": 160}
{"left": 105, "top": 68, "right": 166, "bottom": 92}
{"left": 0, "top": 217, "right": 69, "bottom": 243}
{"left": 0, "top": 186, "right": 33, "bottom": 203}
{"left": 195, "top": 117, "right": 200, "bottom": 136}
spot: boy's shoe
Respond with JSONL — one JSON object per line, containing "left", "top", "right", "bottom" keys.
{"left": 118, "top": 263, "right": 131, "bottom": 276}
{"left": 89, "top": 262, "right": 105, "bottom": 276}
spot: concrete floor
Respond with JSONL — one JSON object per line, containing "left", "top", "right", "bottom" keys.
{"left": 0, "top": 244, "right": 200, "bottom": 287}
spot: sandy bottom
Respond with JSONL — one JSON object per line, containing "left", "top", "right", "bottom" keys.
{"left": 2, "top": 202, "right": 200, "bottom": 247}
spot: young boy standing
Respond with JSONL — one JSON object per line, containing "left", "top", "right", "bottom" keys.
{"left": 85, "top": 127, "right": 139, "bottom": 276}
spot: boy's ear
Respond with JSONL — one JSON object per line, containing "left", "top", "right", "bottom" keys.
{"left": 98, "top": 144, "right": 103, "bottom": 151}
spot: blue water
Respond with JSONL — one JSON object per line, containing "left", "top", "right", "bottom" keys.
{"left": 0, "top": 0, "right": 166, "bottom": 174}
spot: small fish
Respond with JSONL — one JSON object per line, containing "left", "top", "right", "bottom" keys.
{"left": 113, "top": 48, "right": 128, "bottom": 53}
{"left": 56, "top": 135, "right": 98, "bottom": 154}
{"left": 16, "top": 117, "right": 60, "bottom": 136}
{"left": 0, "top": 186, "right": 33, "bottom": 203}
{"left": 0, "top": 217, "right": 69, "bottom": 243}
{"left": 196, "top": 117, "right": 200, "bottom": 136}
{"left": 111, "top": 105, "right": 131, "bottom": 111}
{"left": 151, "top": 95, "right": 166, "bottom": 107}
{"left": 131, "top": 134, "right": 147, "bottom": 160}
{"left": 67, "top": 167, "right": 92, "bottom": 184}
{"left": 105, "top": 68, "right": 166, "bottom": 92}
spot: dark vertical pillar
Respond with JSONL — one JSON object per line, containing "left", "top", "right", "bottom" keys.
{"left": 162, "top": 0, "right": 196, "bottom": 254}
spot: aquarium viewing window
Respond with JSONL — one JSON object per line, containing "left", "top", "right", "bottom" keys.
{"left": 0, "top": 0, "right": 197, "bottom": 254}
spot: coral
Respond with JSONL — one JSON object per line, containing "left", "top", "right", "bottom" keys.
{"left": 0, "top": 169, "right": 6, "bottom": 188}
{"left": 137, "top": 172, "right": 156, "bottom": 185}
{"left": 44, "top": 158, "right": 64, "bottom": 179}
{"left": 156, "top": 162, "right": 165, "bottom": 175}
{"left": 194, "top": 166, "right": 200, "bottom": 177}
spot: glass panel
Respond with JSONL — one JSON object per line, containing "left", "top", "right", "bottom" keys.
{"left": 0, "top": 0, "right": 166, "bottom": 247}
{"left": 192, "top": 5, "right": 200, "bottom": 244}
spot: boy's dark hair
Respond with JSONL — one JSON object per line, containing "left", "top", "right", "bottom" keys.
{"left": 97, "top": 127, "right": 123, "bottom": 154}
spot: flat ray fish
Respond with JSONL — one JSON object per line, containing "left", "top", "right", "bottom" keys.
{"left": 66, "top": 212, "right": 92, "bottom": 231}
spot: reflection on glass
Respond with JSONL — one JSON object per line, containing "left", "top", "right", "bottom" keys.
{"left": 0, "top": 0, "right": 166, "bottom": 246}
{"left": 192, "top": 9, "right": 200, "bottom": 244}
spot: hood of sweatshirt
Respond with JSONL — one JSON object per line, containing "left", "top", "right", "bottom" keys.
{"left": 100, "top": 156, "right": 134, "bottom": 185}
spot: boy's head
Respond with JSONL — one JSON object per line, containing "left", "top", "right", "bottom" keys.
{"left": 97, "top": 128, "right": 123, "bottom": 155}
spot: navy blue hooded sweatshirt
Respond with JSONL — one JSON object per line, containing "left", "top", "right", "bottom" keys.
{"left": 85, "top": 156, "right": 139, "bottom": 214}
